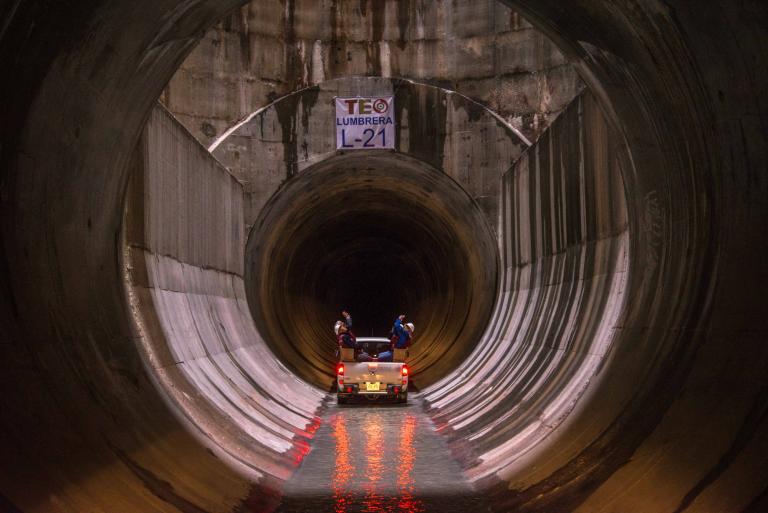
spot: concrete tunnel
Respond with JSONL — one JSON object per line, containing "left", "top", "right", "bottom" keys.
{"left": 0, "top": 1, "right": 767, "bottom": 512}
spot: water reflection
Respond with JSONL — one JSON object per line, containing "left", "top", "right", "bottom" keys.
{"left": 363, "top": 414, "right": 385, "bottom": 511}
{"left": 329, "top": 409, "right": 425, "bottom": 513}
{"left": 279, "top": 398, "right": 488, "bottom": 512}
{"left": 332, "top": 414, "right": 354, "bottom": 513}
{"left": 396, "top": 414, "right": 424, "bottom": 513}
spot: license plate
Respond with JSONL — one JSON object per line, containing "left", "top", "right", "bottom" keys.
{"left": 366, "top": 382, "right": 380, "bottom": 391}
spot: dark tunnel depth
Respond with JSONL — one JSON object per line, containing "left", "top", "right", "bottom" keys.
{"left": 246, "top": 152, "right": 499, "bottom": 388}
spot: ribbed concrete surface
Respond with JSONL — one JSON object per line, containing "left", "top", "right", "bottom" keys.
{"left": 0, "top": 1, "right": 766, "bottom": 512}
{"left": 422, "top": 90, "right": 628, "bottom": 489}
{"left": 124, "top": 105, "right": 325, "bottom": 482}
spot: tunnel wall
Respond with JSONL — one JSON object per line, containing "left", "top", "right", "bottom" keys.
{"left": 0, "top": 1, "right": 290, "bottom": 509}
{"left": 161, "top": 0, "right": 583, "bottom": 146}
{"left": 423, "top": 90, "right": 629, "bottom": 491}
{"left": 212, "top": 77, "right": 529, "bottom": 234}
{"left": 484, "top": 2, "right": 768, "bottom": 511}
{"left": 124, "top": 105, "right": 325, "bottom": 488}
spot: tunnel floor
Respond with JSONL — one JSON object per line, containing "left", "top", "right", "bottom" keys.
{"left": 275, "top": 395, "right": 491, "bottom": 513}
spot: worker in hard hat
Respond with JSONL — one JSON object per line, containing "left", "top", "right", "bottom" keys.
{"left": 405, "top": 322, "right": 415, "bottom": 346}
{"left": 336, "top": 322, "right": 356, "bottom": 348}
{"left": 392, "top": 314, "right": 410, "bottom": 349}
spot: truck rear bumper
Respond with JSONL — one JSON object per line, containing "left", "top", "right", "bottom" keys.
{"left": 338, "top": 384, "right": 406, "bottom": 393}
{"left": 337, "top": 384, "right": 407, "bottom": 402}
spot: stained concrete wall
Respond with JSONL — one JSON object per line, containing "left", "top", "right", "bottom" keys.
{"left": 211, "top": 76, "right": 529, "bottom": 234}
{"left": 124, "top": 105, "right": 325, "bottom": 490}
{"left": 423, "top": 91, "right": 629, "bottom": 498}
{"left": 161, "top": 0, "right": 583, "bottom": 146}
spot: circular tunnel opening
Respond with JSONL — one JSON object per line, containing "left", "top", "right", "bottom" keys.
{"left": 246, "top": 152, "right": 499, "bottom": 388}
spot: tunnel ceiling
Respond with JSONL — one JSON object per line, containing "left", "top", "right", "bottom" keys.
{"left": 1, "top": 1, "right": 767, "bottom": 512}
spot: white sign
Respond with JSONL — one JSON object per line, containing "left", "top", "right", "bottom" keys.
{"left": 335, "top": 96, "right": 395, "bottom": 150}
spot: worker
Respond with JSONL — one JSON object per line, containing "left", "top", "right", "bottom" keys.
{"left": 405, "top": 322, "right": 415, "bottom": 345}
{"left": 337, "top": 323, "right": 356, "bottom": 348}
{"left": 392, "top": 314, "right": 410, "bottom": 349}
{"left": 356, "top": 348, "right": 373, "bottom": 362}
{"left": 341, "top": 309, "right": 353, "bottom": 331}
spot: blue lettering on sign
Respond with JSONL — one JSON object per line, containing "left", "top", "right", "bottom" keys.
{"left": 336, "top": 116, "right": 394, "bottom": 126}
{"left": 340, "top": 129, "right": 354, "bottom": 148}
{"left": 339, "top": 128, "right": 386, "bottom": 147}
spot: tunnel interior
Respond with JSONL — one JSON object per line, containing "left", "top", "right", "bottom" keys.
{"left": 1, "top": 0, "right": 767, "bottom": 512}
{"left": 246, "top": 152, "right": 498, "bottom": 388}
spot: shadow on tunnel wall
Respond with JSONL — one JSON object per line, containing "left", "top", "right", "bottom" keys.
{"left": 0, "top": 0, "right": 766, "bottom": 512}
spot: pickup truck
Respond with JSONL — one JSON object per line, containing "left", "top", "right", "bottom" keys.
{"left": 336, "top": 337, "right": 409, "bottom": 404}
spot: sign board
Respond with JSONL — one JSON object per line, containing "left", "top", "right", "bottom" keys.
{"left": 335, "top": 96, "right": 395, "bottom": 150}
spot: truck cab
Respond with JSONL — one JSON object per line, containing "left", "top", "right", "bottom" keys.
{"left": 336, "top": 337, "right": 409, "bottom": 404}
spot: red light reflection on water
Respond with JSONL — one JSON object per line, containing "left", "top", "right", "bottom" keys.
{"left": 363, "top": 415, "right": 385, "bottom": 512}
{"left": 332, "top": 410, "right": 425, "bottom": 513}
{"left": 332, "top": 414, "right": 354, "bottom": 513}
{"left": 397, "top": 414, "right": 424, "bottom": 513}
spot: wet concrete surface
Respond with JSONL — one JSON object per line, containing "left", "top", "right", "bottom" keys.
{"left": 276, "top": 394, "right": 491, "bottom": 513}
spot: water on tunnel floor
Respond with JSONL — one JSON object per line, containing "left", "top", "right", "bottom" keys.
{"left": 276, "top": 395, "right": 491, "bottom": 513}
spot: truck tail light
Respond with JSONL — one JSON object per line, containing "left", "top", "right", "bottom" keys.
{"left": 401, "top": 365, "right": 408, "bottom": 376}
{"left": 337, "top": 364, "right": 344, "bottom": 375}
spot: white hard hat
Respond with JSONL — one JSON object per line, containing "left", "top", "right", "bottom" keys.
{"left": 405, "top": 322, "right": 415, "bottom": 333}
{"left": 334, "top": 321, "right": 343, "bottom": 335}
